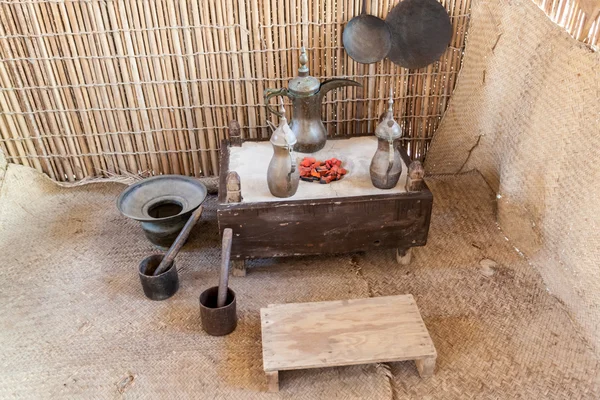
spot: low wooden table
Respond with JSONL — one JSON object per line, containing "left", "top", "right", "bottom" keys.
{"left": 217, "top": 121, "right": 433, "bottom": 275}
{"left": 260, "top": 295, "right": 437, "bottom": 392}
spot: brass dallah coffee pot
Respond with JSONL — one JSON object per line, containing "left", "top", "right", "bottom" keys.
{"left": 267, "top": 100, "right": 300, "bottom": 198}
{"left": 264, "top": 48, "right": 361, "bottom": 153}
{"left": 370, "top": 92, "right": 403, "bottom": 189}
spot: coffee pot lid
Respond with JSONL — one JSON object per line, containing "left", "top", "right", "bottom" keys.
{"left": 375, "top": 90, "right": 402, "bottom": 141}
{"left": 270, "top": 100, "right": 297, "bottom": 147}
{"left": 288, "top": 47, "right": 320, "bottom": 96}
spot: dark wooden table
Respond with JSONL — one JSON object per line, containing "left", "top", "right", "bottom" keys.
{"left": 217, "top": 121, "right": 433, "bottom": 276}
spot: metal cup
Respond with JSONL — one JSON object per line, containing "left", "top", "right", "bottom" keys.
{"left": 138, "top": 254, "right": 179, "bottom": 300}
{"left": 199, "top": 286, "right": 237, "bottom": 336}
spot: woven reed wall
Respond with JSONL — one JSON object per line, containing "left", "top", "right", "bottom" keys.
{"left": 533, "top": 0, "right": 600, "bottom": 46}
{"left": 425, "top": 0, "right": 600, "bottom": 352}
{"left": 0, "top": 0, "right": 474, "bottom": 182}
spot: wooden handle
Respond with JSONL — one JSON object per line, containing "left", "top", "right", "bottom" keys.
{"left": 217, "top": 228, "right": 233, "bottom": 308}
{"left": 153, "top": 206, "right": 204, "bottom": 276}
{"left": 264, "top": 87, "right": 288, "bottom": 117}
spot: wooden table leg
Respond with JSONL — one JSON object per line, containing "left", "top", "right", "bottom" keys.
{"left": 232, "top": 259, "right": 246, "bottom": 277}
{"left": 266, "top": 371, "right": 279, "bottom": 392}
{"left": 415, "top": 356, "right": 436, "bottom": 378}
{"left": 396, "top": 247, "right": 412, "bottom": 265}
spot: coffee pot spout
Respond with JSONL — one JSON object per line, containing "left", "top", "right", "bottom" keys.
{"left": 319, "top": 79, "right": 362, "bottom": 101}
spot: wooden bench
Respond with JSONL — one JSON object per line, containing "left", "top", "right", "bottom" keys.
{"left": 260, "top": 295, "right": 437, "bottom": 392}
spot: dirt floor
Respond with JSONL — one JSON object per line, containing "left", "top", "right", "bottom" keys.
{"left": 0, "top": 164, "right": 598, "bottom": 399}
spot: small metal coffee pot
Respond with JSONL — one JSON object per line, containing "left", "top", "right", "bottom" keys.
{"left": 370, "top": 93, "right": 403, "bottom": 189}
{"left": 267, "top": 101, "right": 300, "bottom": 198}
{"left": 264, "top": 47, "right": 361, "bottom": 153}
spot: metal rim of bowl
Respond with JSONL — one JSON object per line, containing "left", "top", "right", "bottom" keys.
{"left": 116, "top": 175, "right": 207, "bottom": 223}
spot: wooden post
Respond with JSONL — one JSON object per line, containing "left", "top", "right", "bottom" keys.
{"left": 229, "top": 120, "right": 242, "bottom": 147}
{"left": 266, "top": 371, "right": 279, "bottom": 392}
{"left": 406, "top": 161, "right": 425, "bottom": 192}
{"left": 415, "top": 356, "right": 436, "bottom": 378}
{"left": 396, "top": 248, "right": 412, "bottom": 265}
{"left": 226, "top": 170, "right": 246, "bottom": 276}
{"left": 231, "top": 259, "right": 247, "bottom": 277}
{"left": 226, "top": 171, "right": 242, "bottom": 203}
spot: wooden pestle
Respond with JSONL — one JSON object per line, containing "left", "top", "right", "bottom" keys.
{"left": 153, "top": 206, "right": 204, "bottom": 276}
{"left": 217, "top": 228, "right": 233, "bottom": 308}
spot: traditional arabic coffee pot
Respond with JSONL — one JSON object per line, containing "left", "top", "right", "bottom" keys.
{"left": 267, "top": 100, "right": 300, "bottom": 198}
{"left": 264, "top": 47, "right": 361, "bottom": 153}
{"left": 370, "top": 92, "right": 403, "bottom": 189}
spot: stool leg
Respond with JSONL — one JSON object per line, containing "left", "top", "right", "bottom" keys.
{"left": 396, "top": 247, "right": 412, "bottom": 265}
{"left": 415, "top": 356, "right": 436, "bottom": 377}
{"left": 232, "top": 259, "right": 246, "bottom": 277}
{"left": 266, "top": 371, "right": 279, "bottom": 392}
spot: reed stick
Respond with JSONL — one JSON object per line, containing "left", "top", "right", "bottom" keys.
{"left": 17, "top": 2, "right": 78, "bottom": 180}
{"left": 237, "top": 0, "right": 258, "bottom": 140}
{"left": 54, "top": 1, "right": 106, "bottom": 176}
{"left": 190, "top": 0, "right": 218, "bottom": 173}
{"left": 0, "top": 91, "right": 27, "bottom": 167}
{"left": 90, "top": 0, "right": 138, "bottom": 174}
{"left": 263, "top": 0, "right": 276, "bottom": 129}
{"left": 111, "top": 0, "right": 150, "bottom": 174}
{"left": 212, "top": 1, "right": 234, "bottom": 140}
{"left": 250, "top": 0, "right": 267, "bottom": 139}
{"left": 67, "top": 1, "right": 116, "bottom": 174}
{"left": 42, "top": 1, "right": 94, "bottom": 176}
{"left": 224, "top": 0, "right": 245, "bottom": 128}
{"left": 124, "top": 0, "right": 170, "bottom": 175}
{"left": 179, "top": 1, "right": 210, "bottom": 176}
{"left": 335, "top": 0, "right": 343, "bottom": 136}
{"left": 37, "top": 1, "right": 85, "bottom": 171}
{"left": 80, "top": 1, "right": 126, "bottom": 175}
{"left": 149, "top": 1, "right": 183, "bottom": 175}
{"left": 165, "top": 0, "right": 200, "bottom": 177}
{"left": 0, "top": 6, "right": 60, "bottom": 179}
{"left": 116, "top": 0, "right": 161, "bottom": 174}
{"left": 0, "top": 60, "right": 38, "bottom": 170}
{"left": 200, "top": 0, "right": 225, "bottom": 146}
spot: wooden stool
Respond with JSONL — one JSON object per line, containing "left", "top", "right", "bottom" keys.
{"left": 260, "top": 295, "right": 436, "bottom": 392}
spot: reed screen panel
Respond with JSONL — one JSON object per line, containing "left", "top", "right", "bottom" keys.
{"left": 533, "top": 0, "right": 599, "bottom": 46}
{"left": 0, "top": 0, "right": 471, "bottom": 181}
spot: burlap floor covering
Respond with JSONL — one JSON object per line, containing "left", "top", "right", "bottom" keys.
{"left": 0, "top": 164, "right": 598, "bottom": 399}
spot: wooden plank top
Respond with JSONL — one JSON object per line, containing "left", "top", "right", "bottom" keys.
{"left": 260, "top": 295, "right": 436, "bottom": 372}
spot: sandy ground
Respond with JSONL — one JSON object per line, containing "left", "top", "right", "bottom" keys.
{"left": 0, "top": 164, "right": 598, "bottom": 399}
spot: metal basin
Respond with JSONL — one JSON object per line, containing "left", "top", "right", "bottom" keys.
{"left": 117, "top": 175, "right": 207, "bottom": 249}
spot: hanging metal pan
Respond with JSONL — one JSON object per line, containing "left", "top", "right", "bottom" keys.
{"left": 342, "top": 0, "right": 391, "bottom": 64}
{"left": 386, "top": 0, "right": 452, "bottom": 69}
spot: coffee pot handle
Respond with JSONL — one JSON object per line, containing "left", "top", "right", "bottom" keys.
{"left": 288, "top": 148, "right": 296, "bottom": 174}
{"left": 264, "top": 88, "right": 289, "bottom": 117}
{"left": 387, "top": 140, "right": 395, "bottom": 173}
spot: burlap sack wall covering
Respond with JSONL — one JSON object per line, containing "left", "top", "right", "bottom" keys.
{"left": 426, "top": 0, "right": 600, "bottom": 352}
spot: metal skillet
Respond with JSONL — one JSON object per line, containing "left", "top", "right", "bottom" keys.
{"left": 386, "top": 0, "right": 453, "bottom": 69}
{"left": 342, "top": 0, "right": 392, "bottom": 64}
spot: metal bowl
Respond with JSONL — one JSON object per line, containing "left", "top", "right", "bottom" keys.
{"left": 117, "top": 175, "right": 207, "bottom": 249}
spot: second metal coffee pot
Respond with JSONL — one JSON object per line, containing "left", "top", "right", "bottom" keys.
{"left": 370, "top": 92, "right": 403, "bottom": 189}
{"left": 264, "top": 47, "right": 361, "bottom": 153}
{"left": 267, "top": 100, "right": 300, "bottom": 198}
